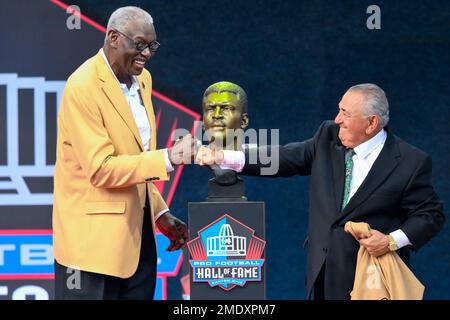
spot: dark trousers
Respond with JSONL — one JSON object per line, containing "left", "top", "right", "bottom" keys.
{"left": 54, "top": 203, "right": 157, "bottom": 300}
{"left": 313, "top": 262, "right": 326, "bottom": 300}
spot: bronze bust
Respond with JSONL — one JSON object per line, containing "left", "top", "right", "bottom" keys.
{"left": 201, "top": 81, "right": 249, "bottom": 198}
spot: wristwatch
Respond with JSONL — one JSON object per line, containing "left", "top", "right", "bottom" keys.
{"left": 387, "top": 234, "right": 398, "bottom": 251}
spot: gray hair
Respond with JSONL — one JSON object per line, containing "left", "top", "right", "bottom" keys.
{"left": 105, "top": 7, "right": 153, "bottom": 41}
{"left": 348, "top": 83, "right": 390, "bottom": 127}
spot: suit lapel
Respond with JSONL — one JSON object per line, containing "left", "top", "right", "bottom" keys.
{"left": 330, "top": 140, "right": 346, "bottom": 213}
{"left": 337, "top": 130, "right": 400, "bottom": 220}
{"left": 95, "top": 50, "right": 144, "bottom": 151}
{"left": 137, "top": 77, "right": 156, "bottom": 151}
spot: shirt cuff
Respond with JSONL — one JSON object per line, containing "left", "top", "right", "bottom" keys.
{"left": 163, "top": 148, "right": 174, "bottom": 173}
{"left": 220, "top": 150, "right": 245, "bottom": 172}
{"left": 390, "top": 229, "right": 412, "bottom": 249}
{"left": 155, "top": 208, "right": 170, "bottom": 221}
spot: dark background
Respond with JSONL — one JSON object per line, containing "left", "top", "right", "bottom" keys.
{"left": 26, "top": 0, "right": 450, "bottom": 299}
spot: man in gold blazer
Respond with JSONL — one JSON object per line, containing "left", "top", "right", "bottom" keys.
{"left": 53, "top": 7, "right": 193, "bottom": 299}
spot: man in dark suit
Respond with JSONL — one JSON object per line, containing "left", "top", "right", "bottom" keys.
{"left": 196, "top": 83, "right": 445, "bottom": 299}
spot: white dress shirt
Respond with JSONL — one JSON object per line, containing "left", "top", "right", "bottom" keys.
{"left": 101, "top": 49, "right": 172, "bottom": 220}
{"left": 221, "top": 129, "right": 412, "bottom": 249}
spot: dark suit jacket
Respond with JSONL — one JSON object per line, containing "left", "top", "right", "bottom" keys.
{"left": 242, "top": 121, "right": 444, "bottom": 299}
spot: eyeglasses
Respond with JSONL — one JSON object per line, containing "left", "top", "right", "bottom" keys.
{"left": 113, "top": 29, "right": 160, "bottom": 53}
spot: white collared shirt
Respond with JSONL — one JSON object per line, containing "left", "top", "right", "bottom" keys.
{"left": 101, "top": 49, "right": 151, "bottom": 150}
{"left": 101, "top": 49, "right": 172, "bottom": 220}
{"left": 348, "top": 129, "right": 387, "bottom": 200}
{"left": 221, "top": 129, "right": 412, "bottom": 249}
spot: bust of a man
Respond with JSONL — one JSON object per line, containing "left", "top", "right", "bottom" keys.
{"left": 202, "top": 81, "right": 249, "bottom": 197}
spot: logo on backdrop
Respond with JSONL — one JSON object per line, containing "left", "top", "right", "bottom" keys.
{"left": 187, "top": 214, "right": 265, "bottom": 291}
{"left": 0, "top": 230, "right": 54, "bottom": 278}
{"left": 0, "top": 74, "right": 65, "bottom": 205}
